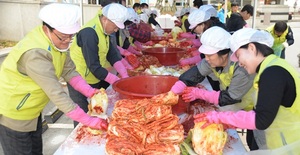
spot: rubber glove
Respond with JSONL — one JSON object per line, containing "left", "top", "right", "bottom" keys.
{"left": 194, "top": 110, "right": 256, "bottom": 130}
{"left": 179, "top": 56, "right": 201, "bottom": 66}
{"left": 69, "top": 75, "right": 96, "bottom": 98}
{"left": 178, "top": 32, "right": 196, "bottom": 39}
{"left": 144, "top": 41, "right": 154, "bottom": 46}
{"left": 105, "top": 72, "right": 120, "bottom": 84}
{"left": 117, "top": 46, "right": 132, "bottom": 56}
{"left": 134, "top": 41, "right": 143, "bottom": 51}
{"left": 282, "top": 42, "right": 289, "bottom": 48}
{"left": 190, "top": 39, "right": 201, "bottom": 47}
{"left": 113, "top": 61, "right": 129, "bottom": 78}
{"left": 121, "top": 58, "right": 134, "bottom": 70}
{"left": 66, "top": 105, "right": 108, "bottom": 130}
{"left": 127, "top": 45, "right": 142, "bottom": 55}
{"left": 170, "top": 81, "right": 187, "bottom": 94}
{"left": 182, "top": 87, "right": 220, "bottom": 104}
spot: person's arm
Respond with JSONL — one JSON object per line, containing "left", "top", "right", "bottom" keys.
{"left": 285, "top": 26, "right": 294, "bottom": 46}
{"left": 17, "top": 49, "right": 76, "bottom": 113}
{"left": 179, "top": 62, "right": 207, "bottom": 86}
{"left": 77, "top": 27, "right": 109, "bottom": 80}
{"left": 255, "top": 66, "right": 296, "bottom": 130}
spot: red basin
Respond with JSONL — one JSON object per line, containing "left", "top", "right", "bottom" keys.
{"left": 112, "top": 75, "right": 189, "bottom": 115}
{"left": 142, "top": 47, "right": 185, "bottom": 66}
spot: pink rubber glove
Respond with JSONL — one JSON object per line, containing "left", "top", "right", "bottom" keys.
{"left": 178, "top": 32, "right": 196, "bottom": 39}
{"left": 127, "top": 45, "right": 142, "bottom": 55}
{"left": 134, "top": 41, "right": 143, "bottom": 51}
{"left": 182, "top": 87, "right": 220, "bottom": 104}
{"left": 194, "top": 110, "right": 256, "bottom": 130}
{"left": 121, "top": 58, "right": 134, "bottom": 70}
{"left": 117, "top": 46, "right": 132, "bottom": 56}
{"left": 179, "top": 56, "right": 201, "bottom": 66}
{"left": 170, "top": 81, "right": 187, "bottom": 94}
{"left": 144, "top": 41, "right": 155, "bottom": 46}
{"left": 69, "top": 75, "right": 96, "bottom": 98}
{"left": 113, "top": 61, "right": 129, "bottom": 78}
{"left": 105, "top": 72, "right": 120, "bottom": 84}
{"left": 191, "top": 39, "right": 201, "bottom": 47}
{"left": 66, "top": 105, "right": 108, "bottom": 130}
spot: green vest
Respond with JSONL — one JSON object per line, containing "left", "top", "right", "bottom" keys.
{"left": 0, "top": 26, "right": 66, "bottom": 120}
{"left": 253, "top": 55, "right": 300, "bottom": 151}
{"left": 212, "top": 62, "right": 254, "bottom": 111}
{"left": 266, "top": 25, "right": 288, "bottom": 57}
{"left": 181, "top": 15, "right": 188, "bottom": 32}
{"left": 70, "top": 10, "right": 111, "bottom": 84}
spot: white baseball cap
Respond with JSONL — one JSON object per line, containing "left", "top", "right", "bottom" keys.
{"left": 188, "top": 9, "right": 210, "bottom": 29}
{"left": 151, "top": 9, "right": 158, "bottom": 16}
{"left": 199, "top": 5, "right": 217, "bottom": 17}
{"left": 199, "top": 26, "right": 231, "bottom": 54}
{"left": 180, "top": 8, "right": 189, "bottom": 16}
{"left": 39, "top": 3, "right": 81, "bottom": 34}
{"left": 102, "top": 3, "right": 128, "bottom": 29}
{"left": 230, "top": 28, "right": 274, "bottom": 62}
{"left": 127, "top": 8, "right": 140, "bottom": 23}
{"left": 174, "top": 10, "right": 181, "bottom": 17}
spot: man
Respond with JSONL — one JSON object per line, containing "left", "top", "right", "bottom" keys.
{"left": 0, "top": 3, "right": 108, "bottom": 154}
{"left": 227, "top": 2, "right": 239, "bottom": 20}
{"left": 226, "top": 4, "right": 253, "bottom": 33}
{"left": 266, "top": 21, "right": 294, "bottom": 58}
{"left": 68, "top": 3, "right": 129, "bottom": 127}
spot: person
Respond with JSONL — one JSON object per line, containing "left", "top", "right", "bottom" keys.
{"left": 194, "top": 28, "right": 300, "bottom": 153}
{"left": 266, "top": 21, "right": 294, "bottom": 58}
{"left": 199, "top": 4, "right": 227, "bottom": 30}
{"left": 133, "top": 3, "right": 142, "bottom": 14}
{"left": 217, "top": 2, "right": 226, "bottom": 23}
{"left": 140, "top": 2, "right": 149, "bottom": 9}
{"left": 227, "top": 2, "right": 239, "bottom": 19}
{"left": 148, "top": 9, "right": 161, "bottom": 28}
{"left": 171, "top": 26, "right": 254, "bottom": 112}
{"left": 68, "top": 3, "right": 129, "bottom": 127}
{"left": 180, "top": 8, "right": 191, "bottom": 32}
{"left": 193, "top": 0, "right": 203, "bottom": 8}
{"left": 226, "top": 4, "right": 253, "bottom": 34}
{"left": 0, "top": 3, "right": 108, "bottom": 155}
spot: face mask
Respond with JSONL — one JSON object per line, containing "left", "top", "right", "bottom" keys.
{"left": 47, "top": 28, "right": 71, "bottom": 52}
{"left": 137, "top": 9, "right": 142, "bottom": 14}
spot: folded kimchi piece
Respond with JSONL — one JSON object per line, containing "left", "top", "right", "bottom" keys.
{"left": 143, "top": 143, "right": 181, "bottom": 155}
{"left": 89, "top": 88, "right": 108, "bottom": 119}
{"left": 192, "top": 121, "right": 227, "bottom": 155}
{"left": 151, "top": 91, "right": 179, "bottom": 105}
{"left": 105, "top": 136, "right": 145, "bottom": 155}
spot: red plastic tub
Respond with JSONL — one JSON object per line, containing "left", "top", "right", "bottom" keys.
{"left": 142, "top": 47, "right": 185, "bottom": 66}
{"left": 112, "top": 75, "right": 189, "bottom": 115}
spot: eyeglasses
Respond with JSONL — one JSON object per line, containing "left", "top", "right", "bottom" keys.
{"left": 52, "top": 31, "right": 75, "bottom": 42}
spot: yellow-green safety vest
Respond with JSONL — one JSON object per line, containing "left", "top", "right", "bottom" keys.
{"left": 266, "top": 25, "right": 288, "bottom": 57}
{"left": 253, "top": 54, "right": 300, "bottom": 151}
{"left": 212, "top": 62, "right": 254, "bottom": 111}
{"left": 0, "top": 25, "right": 66, "bottom": 120}
{"left": 70, "top": 10, "right": 111, "bottom": 84}
{"left": 181, "top": 15, "right": 188, "bottom": 32}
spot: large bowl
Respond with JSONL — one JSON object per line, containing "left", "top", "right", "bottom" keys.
{"left": 142, "top": 47, "right": 185, "bottom": 66}
{"left": 150, "top": 35, "right": 172, "bottom": 44}
{"left": 112, "top": 75, "right": 188, "bottom": 115}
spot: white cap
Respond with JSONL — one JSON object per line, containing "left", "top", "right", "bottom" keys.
{"left": 102, "top": 3, "right": 128, "bottom": 29}
{"left": 180, "top": 8, "right": 189, "bottom": 16}
{"left": 143, "top": 8, "right": 152, "bottom": 16}
{"left": 188, "top": 9, "right": 210, "bottom": 29}
{"left": 199, "top": 26, "right": 231, "bottom": 54}
{"left": 199, "top": 5, "right": 217, "bottom": 17}
{"left": 39, "top": 3, "right": 81, "bottom": 34}
{"left": 127, "top": 8, "right": 140, "bottom": 23}
{"left": 174, "top": 10, "right": 181, "bottom": 17}
{"left": 189, "top": 7, "right": 198, "bottom": 14}
{"left": 230, "top": 28, "right": 274, "bottom": 62}
{"left": 151, "top": 9, "right": 158, "bottom": 16}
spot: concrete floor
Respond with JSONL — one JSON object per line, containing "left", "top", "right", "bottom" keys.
{"left": 0, "top": 22, "right": 300, "bottom": 155}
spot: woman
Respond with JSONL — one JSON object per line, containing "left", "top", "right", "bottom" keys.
{"left": 194, "top": 28, "right": 300, "bottom": 153}
{"left": 171, "top": 26, "right": 254, "bottom": 112}
{"left": 0, "top": 3, "right": 107, "bottom": 154}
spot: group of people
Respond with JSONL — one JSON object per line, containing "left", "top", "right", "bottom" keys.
{"left": 0, "top": 1, "right": 299, "bottom": 155}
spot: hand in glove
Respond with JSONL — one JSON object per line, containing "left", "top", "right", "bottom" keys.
{"left": 117, "top": 46, "right": 132, "bottom": 56}
{"left": 121, "top": 58, "right": 134, "bottom": 70}
{"left": 194, "top": 110, "right": 256, "bottom": 130}
{"left": 127, "top": 45, "right": 142, "bottom": 55}
{"left": 190, "top": 39, "right": 201, "bottom": 48}
{"left": 134, "top": 41, "right": 143, "bottom": 51}
{"left": 105, "top": 72, "right": 120, "bottom": 84}
{"left": 113, "top": 61, "right": 129, "bottom": 78}
{"left": 170, "top": 80, "right": 187, "bottom": 94}
{"left": 144, "top": 41, "right": 155, "bottom": 46}
{"left": 178, "top": 32, "right": 196, "bottom": 39}
{"left": 179, "top": 56, "right": 201, "bottom": 66}
{"left": 182, "top": 87, "right": 220, "bottom": 104}
{"left": 282, "top": 42, "right": 289, "bottom": 48}
{"left": 69, "top": 75, "right": 96, "bottom": 98}
{"left": 66, "top": 105, "right": 108, "bottom": 130}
